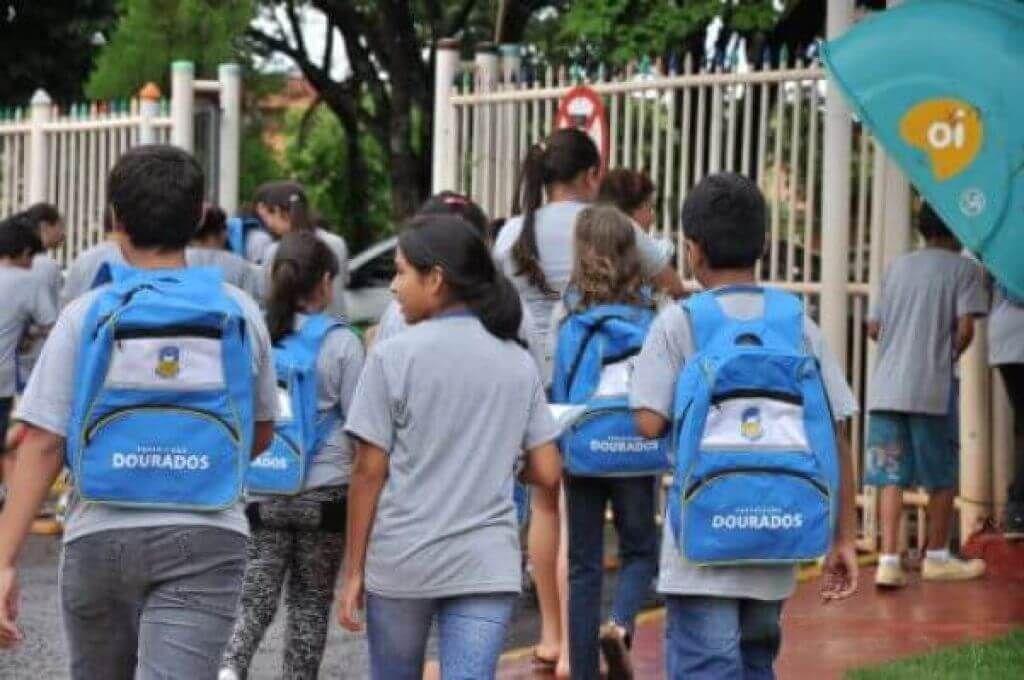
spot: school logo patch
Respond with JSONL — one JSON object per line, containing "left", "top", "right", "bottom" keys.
{"left": 154, "top": 346, "right": 181, "bottom": 379}
{"left": 740, "top": 407, "right": 764, "bottom": 442}
{"left": 899, "top": 98, "right": 983, "bottom": 181}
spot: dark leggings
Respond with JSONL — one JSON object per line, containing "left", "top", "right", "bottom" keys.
{"left": 999, "top": 364, "right": 1024, "bottom": 504}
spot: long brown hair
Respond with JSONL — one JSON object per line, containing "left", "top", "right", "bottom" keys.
{"left": 265, "top": 231, "right": 339, "bottom": 343}
{"left": 511, "top": 128, "right": 600, "bottom": 297}
{"left": 569, "top": 205, "right": 650, "bottom": 310}
{"left": 254, "top": 180, "right": 313, "bottom": 233}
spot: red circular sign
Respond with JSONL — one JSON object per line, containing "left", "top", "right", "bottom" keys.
{"left": 555, "top": 86, "right": 610, "bottom": 169}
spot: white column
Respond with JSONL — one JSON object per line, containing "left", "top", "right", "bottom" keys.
{"left": 474, "top": 44, "right": 500, "bottom": 216}
{"left": 820, "top": 0, "right": 855, "bottom": 367}
{"left": 27, "top": 89, "right": 52, "bottom": 205}
{"left": 431, "top": 39, "right": 461, "bottom": 194}
{"left": 170, "top": 60, "right": 195, "bottom": 152}
{"left": 960, "top": 323, "right": 992, "bottom": 542}
{"left": 218, "top": 63, "right": 242, "bottom": 213}
{"left": 138, "top": 83, "right": 161, "bottom": 145}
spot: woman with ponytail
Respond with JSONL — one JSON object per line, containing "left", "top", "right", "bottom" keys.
{"left": 220, "top": 231, "right": 366, "bottom": 680}
{"left": 254, "top": 180, "right": 350, "bottom": 318}
{"left": 494, "top": 128, "right": 685, "bottom": 677}
{"left": 339, "top": 215, "right": 563, "bottom": 679}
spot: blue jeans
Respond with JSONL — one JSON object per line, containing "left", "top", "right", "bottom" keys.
{"left": 665, "top": 596, "right": 783, "bottom": 680}
{"left": 365, "top": 592, "right": 516, "bottom": 680}
{"left": 566, "top": 474, "right": 659, "bottom": 678}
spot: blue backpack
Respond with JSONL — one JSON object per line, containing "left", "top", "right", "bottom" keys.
{"left": 247, "top": 314, "right": 347, "bottom": 495}
{"left": 226, "top": 216, "right": 266, "bottom": 259}
{"left": 551, "top": 302, "right": 670, "bottom": 476}
{"left": 67, "top": 266, "right": 254, "bottom": 510}
{"left": 669, "top": 287, "right": 839, "bottom": 565}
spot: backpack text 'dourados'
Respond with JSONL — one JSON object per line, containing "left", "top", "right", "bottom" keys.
{"left": 552, "top": 303, "right": 670, "bottom": 477}
{"left": 68, "top": 266, "right": 255, "bottom": 511}
{"left": 247, "top": 314, "right": 347, "bottom": 495}
{"left": 669, "top": 287, "right": 839, "bottom": 565}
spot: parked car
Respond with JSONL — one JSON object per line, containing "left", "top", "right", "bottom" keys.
{"left": 344, "top": 237, "right": 397, "bottom": 327}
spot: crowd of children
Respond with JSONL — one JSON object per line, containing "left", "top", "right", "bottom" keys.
{"left": 0, "top": 125, "right": 1013, "bottom": 680}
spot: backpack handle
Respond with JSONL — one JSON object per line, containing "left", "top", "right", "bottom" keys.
{"left": 686, "top": 287, "right": 803, "bottom": 350}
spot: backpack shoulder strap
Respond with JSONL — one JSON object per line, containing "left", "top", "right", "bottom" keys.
{"left": 683, "top": 291, "right": 728, "bottom": 350}
{"left": 761, "top": 288, "right": 804, "bottom": 349}
{"left": 296, "top": 313, "right": 347, "bottom": 357}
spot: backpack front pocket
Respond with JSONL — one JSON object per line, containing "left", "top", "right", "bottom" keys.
{"left": 248, "top": 433, "right": 304, "bottom": 495}
{"left": 564, "top": 401, "right": 669, "bottom": 476}
{"left": 682, "top": 469, "right": 831, "bottom": 564}
{"left": 78, "top": 406, "right": 242, "bottom": 510}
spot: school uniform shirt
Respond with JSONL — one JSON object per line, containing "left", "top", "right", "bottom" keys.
{"left": 262, "top": 229, "right": 351, "bottom": 320}
{"left": 867, "top": 249, "right": 987, "bottom": 415}
{"left": 295, "top": 313, "right": 365, "bottom": 490}
{"left": 344, "top": 314, "right": 561, "bottom": 599}
{"left": 60, "top": 241, "right": 263, "bottom": 308}
{"left": 0, "top": 267, "right": 59, "bottom": 398}
{"left": 15, "top": 282, "right": 278, "bottom": 544}
{"left": 629, "top": 291, "right": 858, "bottom": 601}
{"left": 245, "top": 228, "right": 274, "bottom": 265}
{"left": 493, "top": 200, "right": 670, "bottom": 383}
{"left": 31, "top": 253, "right": 63, "bottom": 308}
{"left": 988, "top": 288, "right": 1024, "bottom": 367}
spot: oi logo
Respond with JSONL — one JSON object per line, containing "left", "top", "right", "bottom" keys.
{"left": 899, "top": 98, "right": 983, "bottom": 182}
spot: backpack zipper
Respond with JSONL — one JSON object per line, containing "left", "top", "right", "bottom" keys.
{"left": 684, "top": 468, "right": 828, "bottom": 500}
{"left": 86, "top": 405, "right": 239, "bottom": 444}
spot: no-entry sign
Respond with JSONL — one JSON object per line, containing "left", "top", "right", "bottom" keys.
{"left": 555, "top": 85, "right": 610, "bottom": 169}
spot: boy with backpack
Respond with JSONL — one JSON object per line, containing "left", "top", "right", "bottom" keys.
{"left": 630, "top": 173, "right": 860, "bottom": 678}
{"left": 0, "top": 145, "right": 279, "bottom": 680}
{"left": 866, "top": 203, "right": 987, "bottom": 587}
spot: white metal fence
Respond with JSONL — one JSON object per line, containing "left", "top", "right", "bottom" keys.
{"left": 0, "top": 61, "right": 242, "bottom": 266}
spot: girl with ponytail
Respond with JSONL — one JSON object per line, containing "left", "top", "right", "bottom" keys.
{"left": 221, "top": 231, "right": 366, "bottom": 680}
{"left": 254, "top": 180, "right": 350, "bottom": 317}
{"left": 339, "top": 214, "right": 563, "bottom": 679}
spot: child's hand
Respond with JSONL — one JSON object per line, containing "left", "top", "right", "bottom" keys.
{"left": 337, "top": 573, "right": 365, "bottom": 632}
{"left": 820, "top": 540, "right": 858, "bottom": 602}
{"left": 0, "top": 566, "right": 22, "bottom": 649}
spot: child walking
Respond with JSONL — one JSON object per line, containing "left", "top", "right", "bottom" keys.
{"left": 189, "top": 204, "right": 262, "bottom": 301}
{"left": 220, "top": 231, "right": 364, "bottom": 680}
{"left": 0, "top": 145, "right": 279, "bottom": 678}
{"left": 339, "top": 214, "right": 563, "bottom": 679}
{"left": 866, "top": 203, "right": 988, "bottom": 586}
{"left": 630, "top": 173, "right": 860, "bottom": 678}
{"left": 552, "top": 205, "right": 661, "bottom": 679}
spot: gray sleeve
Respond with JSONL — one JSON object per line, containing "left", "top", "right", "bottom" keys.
{"left": 629, "top": 305, "right": 688, "bottom": 419}
{"left": 332, "top": 330, "right": 366, "bottom": 419}
{"left": 28, "top": 273, "right": 59, "bottom": 327}
{"left": 633, "top": 224, "right": 671, "bottom": 279}
{"left": 523, "top": 373, "right": 561, "bottom": 450}
{"left": 14, "top": 302, "right": 86, "bottom": 436}
{"left": 957, "top": 260, "right": 988, "bottom": 318}
{"left": 868, "top": 272, "right": 887, "bottom": 323}
{"left": 344, "top": 349, "right": 395, "bottom": 452}
{"left": 804, "top": 319, "right": 858, "bottom": 420}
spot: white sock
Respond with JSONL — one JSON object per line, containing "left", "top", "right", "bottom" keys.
{"left": 879, "top": 553, "right": 901, "bottom": 568}
{"left": 926, "top": 548, "right": 951, "bottom": 562}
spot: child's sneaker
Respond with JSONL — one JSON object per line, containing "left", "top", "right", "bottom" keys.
{"left": 1004, "top": 502, "right": 1024, "bottom": 539}
{"left": 599, "top": 621, "right": 634, "bottom": 680}
{"left": 874, "top": 561, "right": 908, "bottom": 588}
{"left": 921, "top": 556, "right": 986, "bottom": 581}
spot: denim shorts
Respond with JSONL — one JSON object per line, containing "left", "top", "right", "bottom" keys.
{"left": 864, "top": 410, "right": 958, "bottom": 490}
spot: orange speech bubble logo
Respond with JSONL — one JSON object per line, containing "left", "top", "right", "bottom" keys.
{"left": 899, "top": 99, "right": 983, "bottom": 181}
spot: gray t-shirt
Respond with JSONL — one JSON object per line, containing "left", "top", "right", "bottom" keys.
{"left": 246, "top": 228, "right": 274, "bottom": 265}
{"left": 61, "top": 242, "right": 262, "bottom": 308}
{"left": 15, "top": 282, "right": 278, "bottom": 544}
{"left": 297, "top": 313, "right": 365, "bottom": 490}
{"left": 344, "top": 315, "right": 560, "bottom": 599}
{"left": 988, "top": 288, "right": 1024, "bottom": 366}
{"left": 629, "top": 292, "right": 858, "bottom": 601}
{"left": 31, "top": 253, "right": 63, "bottom": 308}
{"left": 0, "top": 266, "right": 59, "bottom": 398}
{"left": 263, "top": 228, "right": 351, "bottom": 319}
{"left": 493, "top": 201, "right": 670, "bottom": 382}
{"left": 868, "top": 249, "right": 987, "bottom": 414}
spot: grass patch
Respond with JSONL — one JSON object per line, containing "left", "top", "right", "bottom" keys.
{"left": 848, "top": 630, "right": 1024, "bottom": 680}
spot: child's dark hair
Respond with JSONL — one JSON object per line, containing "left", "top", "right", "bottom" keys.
{"left": 21, "top": 203, "right": 61, "bottom": 233}
{"left": 681, "top": 172, "right": 766, "bottom": 269}
{"left": 417, "top": 191, "right": 489, "bottom": 240}
{"left": 598, "top": 169, "right": 655, "bottom": 216}
{"left": 194, "top": 205, "right": 227, "bottom": 242}
{"left": 254, "top": 180, "right": 313, "bottom": 232}
{"left": 512, "top": 128, "right": 601, "bottom": 295}
{"left": 107, "top": 144, "right": 204, "bottom": 251}
{"left": 571, "top": 205, "right": 651, "bottom": 310}
{"left": 265, "top": 231, "right": 340, "bottom": 344}
{"left": 917, "top": 202, "right": 956, "bottom": 242}
{"left": 0, "top": 213, "right": 44, "bottom": 258}
{"left": 399, "top": 214, "right": 523, "bottom": 344}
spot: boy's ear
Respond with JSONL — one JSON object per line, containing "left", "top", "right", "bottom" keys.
{"left": 109, "top": 206, "right": 126, "bottom": 235}
{"left": 684, "top": 238, "right": 705, "bottom": 271}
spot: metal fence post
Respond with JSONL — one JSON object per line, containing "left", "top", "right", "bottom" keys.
{"left": 170, "top": 60, "right": 195, "bottom": 152}
{"left": 218, "top": 63, "right": 242, "bottom": 213}
{"left": 27, "top": 89, "right": 52, "bottom": 205}
{"left": 432, "top": 39, "right": 461, "bottom": 194}
{"left": 138, "top": 83, "right": 161, "bottom": 145}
